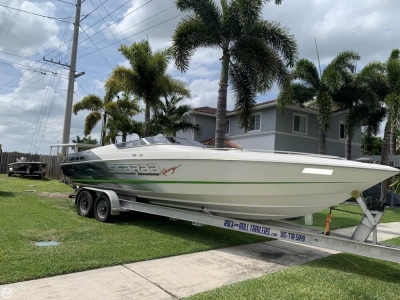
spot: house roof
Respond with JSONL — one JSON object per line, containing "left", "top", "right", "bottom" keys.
{"left": 201, "top": 137, "right": 242, "bottom": 149}
{"left": 192, "top": 99, "right": 345, "bottom": 116}
{"left": 193, "top": 100, "right": 277, "bottom": 116}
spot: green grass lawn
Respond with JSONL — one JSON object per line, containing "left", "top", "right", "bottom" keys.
{"left": 185, "top": 253, "right": 400, "bottom": 300}
{"left": 0, "top": 174, "right": 266, "bottom": 284}
{"left": 288, "top": 203, "right": 400, "bottom": 230}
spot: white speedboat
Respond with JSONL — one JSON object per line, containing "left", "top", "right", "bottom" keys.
{"left": 61, "top": 135, "right": 399, "bottom": 220}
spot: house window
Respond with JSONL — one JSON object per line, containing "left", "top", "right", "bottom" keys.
{"left": 293, "top": 113, "right": 307, "bottom": 135}
{"left": 339, "top": 121, "right": 345, "bottom": 139}
{"left": 225, "top": 120, "right": 230, "bottom": 135}
{"left": 249, "top": 114, "right": 261, "bottom": 131}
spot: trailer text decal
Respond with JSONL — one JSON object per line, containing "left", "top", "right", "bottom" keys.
{"left": 107, "top": 163, "right": 181, "bottom": 176}
{"left": 223, "top": 219, "right": 306, "bottom": 242}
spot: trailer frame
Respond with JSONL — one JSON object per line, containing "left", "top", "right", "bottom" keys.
{"left": 72, "top": 186, "right": 400, "bottom": 264}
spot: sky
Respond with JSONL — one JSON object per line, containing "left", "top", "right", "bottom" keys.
{"left": 0, "top": 0, "right": 399, "bottom": 154}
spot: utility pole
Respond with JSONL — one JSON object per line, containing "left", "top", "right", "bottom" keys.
{"left": 44, "top": 0, "right": 85, "bottom": 155}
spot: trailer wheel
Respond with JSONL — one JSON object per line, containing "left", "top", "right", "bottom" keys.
{"left": 76, "top": 190, "right": 94, "bottom": 218}
{"left": 94, "top": 195, "right": 113, "bottom": 223}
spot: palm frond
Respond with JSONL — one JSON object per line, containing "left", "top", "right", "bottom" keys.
{"left": 328, "top": 50, "right": 360, "bottom": 73}
{"left": 107, "top": 66, "right": 141, "bottom": 96}
{"left": 229, "top": 62, "right": 256, "bottom": 131}
{"left": 73, "top": 94, "right": 104, "bottom": 115}
{"left": 84, "top": 111, "right": 102, "bottom": 136}
{"left": 316, "top": 92, "right": 333, "bottom": 132}
{"left": 290, "top": 83, "right": 316, "bottom": 106}
{"left": 171, "top": 14, "right": 221, "bottom": 72}
{"left": 234, "top": 0, "right": 264, "bottom": 33}
{"left": 386, "top": 51, "right": 400, "bottom": 91}
{"left": 175, "top": 120, "right": 201, "bottom": 136}
{"left": 175, "top": 0, "right": 222, "bottom": 30}
{"left": 157, "top": 75, "right": 192, "bottom": 99}
{"left": 249, "top": 20, "right": 298, "bottom": 67}
{"left": 231, "top": 36, "right": 288, "bottom": 93}
{"left": 291, "top": 59, "right": 320, "bottom": 90}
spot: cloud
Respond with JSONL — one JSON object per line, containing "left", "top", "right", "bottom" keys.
{"left": 0, "top": 0, "right": 61, "bottom": 56}
{"left": 1, "top": 0, "right": 399, "bottom": 152}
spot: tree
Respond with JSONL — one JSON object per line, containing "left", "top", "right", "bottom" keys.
{"left": 278, "top": 51, "right": 360, "bottom": 154}
{"left": 104, "top": 93, "right": 142, "bottom": 143}
{"left": 171, "top": 0, "right": 297, "bottom": 148}
{"left": 106, "top": 40, "right": 191, "bottom": 137}
{"left": 72, "top": 82, "right": 119, "bottom": 146}
{"left": 377, "top": 49, "right": 400, "bottom": 199}
{"left": 361, "top": 132, "right": 382, "bottom": 156}
{"left": 72, "top": 135, "right": 98, "bottom": 151}
{"left": 148, "top": 95, "right": 201, "bottom": 136}
{"left": 331, "top": 63, "right": 386, "bottom": 159}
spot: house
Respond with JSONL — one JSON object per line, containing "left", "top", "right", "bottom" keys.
{"left": 177, "top": 100, "right": 362, "bottom": 159}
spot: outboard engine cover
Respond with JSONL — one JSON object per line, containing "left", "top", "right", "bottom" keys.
{"left": 365, "top": 197, "right": 385, "bottom": 211}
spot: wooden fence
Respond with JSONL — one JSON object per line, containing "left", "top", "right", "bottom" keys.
{"left": 0, "top": 152, "right": 66, "bottom": 180}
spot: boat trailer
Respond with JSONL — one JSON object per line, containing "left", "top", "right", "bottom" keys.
{"left": 71, "top": 186, "right": 400, "bottom": 264}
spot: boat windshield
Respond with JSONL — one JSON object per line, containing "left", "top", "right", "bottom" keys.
{"left": 115, "top": 134, "right": 205, "bottom": 149}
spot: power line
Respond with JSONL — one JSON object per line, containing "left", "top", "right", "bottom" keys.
{"left": 75, "top": 81, "right": 91, "bottom": 96}
{"left": 0, "top": 4, "right": 71, "bottom": 23}
{"left": 54, "top": 0, "right": 153, "bottom": 61}
{"left": 0, "top": 58, "right": 67, "bottom": 75}
{"left": 76, "top": 5, "right": 175, "bottom": 56}
{"left": 0, "top": 84, "right": 64, "bottom": 90}
{"left": 0, "top": 120, "right": 84, "bottom": 132}
{"left": 0, "top": 75, "right": 54, "bottom": 102}
{"left": 79, "top": 13, "right": 185, "bottom": 59}
{"left": 80, "top": 0, "right": 110, "bottom": 22}
{"left": 79, "top": 24, "right": 113, "bottom": 68}
{"left": 35, "top": 1, "right": 77, "bottom": 153}
{"left": 81, "top": 0, "right": 152, "bottom": 43}
{"left": 87, "top": 0, "right": 125, "bottom": 47}
{"left": 0, "top": 50, "right": 40, "bottom": 62}
{"left": 92, "top": 0, "right": 130, "bottom": 43}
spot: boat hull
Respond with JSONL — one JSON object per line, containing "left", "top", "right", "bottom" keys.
{"left": 8, "top": 162, "right": 47, "bottom": 177}
{"left": 62, "top": 157, "right": 398, "bottom": 220}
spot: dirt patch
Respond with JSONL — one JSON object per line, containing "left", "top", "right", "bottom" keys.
{"left": 40, "top": 192, "right": 70, "bottom": 199}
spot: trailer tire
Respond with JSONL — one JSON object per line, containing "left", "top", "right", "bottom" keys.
{"left": 94, "top": 195, "right": 113, "bottom": 223}
{"left": 76, "top": 190, "right": 94, "bottom": 218}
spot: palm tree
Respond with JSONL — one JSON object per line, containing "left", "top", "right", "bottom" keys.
{"left": 105, "top": 40, "right": 191, "bottom": 137}
{"left": 377, "top": 49, "right": 400, "bottom": 199}
{"left": 73, "top": 82, "right": 119, "bottom": 145}
{"left": 278, "top": 51, "right": 360, "bottom": 154}
{"left": 104, "top": 93, "right": 142, "bottom": 142}
{"left": 331, "top": 64, "right": 387, "bottom": 159}
{"left": 148, "top": 95, "right": 201, "bottom": 136}
{"left": 72, "top": 135, "right": 98, "bottom": 151}
{"left": 171, "top": 0, "right": 297, "bottom": 148}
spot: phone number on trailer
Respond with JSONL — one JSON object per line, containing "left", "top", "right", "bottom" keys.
{"left": 223, "top": 220, "right": 306, "bottom": 242}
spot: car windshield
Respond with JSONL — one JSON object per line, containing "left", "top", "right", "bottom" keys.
{"left": 115, "top": 134, "right": 205, "bottom": 149}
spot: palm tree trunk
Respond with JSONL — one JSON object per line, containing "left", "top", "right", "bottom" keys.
{"left": 215, "top": 51, "right": 230, "bottom": 149}
{"left": 144, "top": 102, "right": 151, "bottom": 137}
{"left": 318, "top": 127, "right": 326, "bottom": 154}
{"left": 390, "top": 128, "right": 396, "bottom": 155}
{"left": 380, "top": 116, "right": 392, "bottom": 200}
{"left": 122, "top": 133, "right": 127, "bottom": 142}
{"left": 101, "top": 113, "right": 107, "bottom": 146}
{"left": 345, "top": 135, "right": 352, "bottom": 160}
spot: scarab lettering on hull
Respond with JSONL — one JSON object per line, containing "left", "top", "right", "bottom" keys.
{"left": 107, "top": 164, "right": 161, "bottom": 175}
{"left": 107, "top": 163, "right": 181, "bottom": 176}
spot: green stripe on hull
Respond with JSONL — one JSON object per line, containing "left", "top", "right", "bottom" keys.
{"left": 71, "top": 179, "right": 358, "bottom": 184}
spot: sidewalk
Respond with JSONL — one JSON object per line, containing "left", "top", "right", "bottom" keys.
{"left": 1, "top": 222, "right": 398, "bottom": 300}
{"left": 331, "top": 222, "right": 400, "bottom": 242}
{"left": 0, "top": 240, "right": 337, "bottom": 300}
